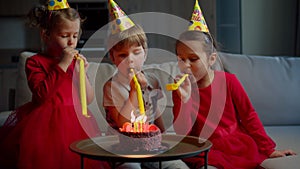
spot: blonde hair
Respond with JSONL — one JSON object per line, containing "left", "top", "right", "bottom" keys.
{"left": 108, "top": 25, "right": 147, "bottom": 54}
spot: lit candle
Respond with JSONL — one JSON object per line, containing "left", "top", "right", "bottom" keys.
{"left": 140, "top": 121, "right": 143, "bottom": 132}
{"left": 131, "top": 69, "right": 145, "bottom": 115}
{"left": 134, "top": 122, "right": 138, "bottom": 132}
{"left": 75, "top": 55, "right": 89, "bottom": 118}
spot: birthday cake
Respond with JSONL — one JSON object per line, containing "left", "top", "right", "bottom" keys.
{"left": 118, "top": 122, "right": 162, "bottom": 152}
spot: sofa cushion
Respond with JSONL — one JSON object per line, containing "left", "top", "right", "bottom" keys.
{"left": 15, "top": 51, "right": 34, "bottom": 107}
{"left": 265, "top": 126, "right": 300, "bottom": 153}
{"left": 0, "top": 111, "right": 12, "bottom": 126}
{"left": 260, "top": 155, "right": 300, "bottom": 169}
{"left": 90, "top": 62, "right": 116, "bottom": 132}
{"left": 219, "top": 53, "right": 300, "bottom": 126}
{"left": 16, "top": 51, "right": 300, "bottom": 127}
{"left": 1, "top": 51, "right": 298, "bottom": 169}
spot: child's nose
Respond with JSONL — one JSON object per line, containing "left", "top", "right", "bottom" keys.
{"left": 68, "top": 37, "right": 76, "bottom": 46}
{"left": 127, "top": 54, "right": 134, "bottom": 63}
{"left": 183, "top": 59, "right": 191, "bottom": 67}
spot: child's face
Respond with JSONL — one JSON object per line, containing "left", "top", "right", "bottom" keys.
{"left": 176, "top": 40, "right": 211, "bottom": 83}
{"left": 110, "top": 43, "right": 146, "bottom": 77}
{"left": 43, "top": 19, "right": 80, "bottom": 58}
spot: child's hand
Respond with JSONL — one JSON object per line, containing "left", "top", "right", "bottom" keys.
{"left": 135, "top": 71, "right": 147, "bottom": 89}
{"left": 176, "top": 74, "right": 191, "bottom": 103}
{"left": 269, "top": 149, "right": 296, "bottom": 158}
{"left": 75, "top": 54, "right": 89, "bottom": 73}
{"left": 59, "top": 47, "right": 79, "bottom": 72}
{"left": 80, "top": 54, "right": 89, "bottom": 70}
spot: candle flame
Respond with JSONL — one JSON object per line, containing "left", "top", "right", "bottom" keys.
{"left": 130, "top": 110, "right": 135, "bottom": 123}
{"left": 131, "top": 111, "right": 147, "bottom": 123}
{"left": 126, "top": 111, "right": 148, "bottom": 132}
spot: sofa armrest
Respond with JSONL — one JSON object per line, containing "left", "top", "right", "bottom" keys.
{"left": 0, "top": 111, "right": 12, "bottom": 126}
{"left": 15, "top": 51, "right": 35, "bottom": 108}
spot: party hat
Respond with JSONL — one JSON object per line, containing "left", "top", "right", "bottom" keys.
{"left": 48, "top": 0, "right": 70, "bottom": 11}
{"left": 188, "top": 0, "right": 209, "bottom": 33}
{"left": 108, "top": 0, "right": 135, "bottom": 34}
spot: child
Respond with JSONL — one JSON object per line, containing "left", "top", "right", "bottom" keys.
{"left": 104, "top": 23, "right": 167, "bottom": 134}
{"left": 102, "top": 1, "right": 189, "bottom": 169}
{"left": 171, "top": 1, "right": 296, "bottom": 168}
{"left": 0, "top": 1, "right": 109, "bottom": 169}
{"left": 103, "top": 24, "right": 190, "bottom": 169}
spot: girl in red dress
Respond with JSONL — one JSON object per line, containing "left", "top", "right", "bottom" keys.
{"left": 172, "top": 30, "right": 296, "bottom": 169}
{"left": 0, "top": 2, "right": 109, "bottom": 169}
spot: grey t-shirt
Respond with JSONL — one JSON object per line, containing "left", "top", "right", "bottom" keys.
{"left": 103, "top": 71, "right": 165, "bottom": 133}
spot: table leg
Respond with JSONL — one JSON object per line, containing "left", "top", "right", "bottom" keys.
{"left": 204, "top": 150, "right": 208, "bottom": 169}
{"left": 159, "top": 161, "right": 162, "bottom": 169}
{"left": 111, "top": 162, "right": 116, "bottom": 169}
{"left": 81, "top": 156, "right": 84, "bottom": 169}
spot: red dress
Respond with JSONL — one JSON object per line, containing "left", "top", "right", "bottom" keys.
{"left": 173, "top": 71, "right": 276, "bottom": 169}
{"left": 0, "top": 54, "right": 110, "bottom": 169}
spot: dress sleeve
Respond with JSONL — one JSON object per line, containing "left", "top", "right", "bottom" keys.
{"left": 172, "top": 91, "right": 198, "bottom": 136}
{"left": 25, "top": 56, "right": 70, "bottom": 104}
{"left": 228, "top": 74, "right": 276, "bottom": 156}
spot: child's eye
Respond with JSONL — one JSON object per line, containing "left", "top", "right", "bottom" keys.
{"left": 189, "top": 58, "right": 199, "bottom": 62}
{"left": 118, "top": 54, "right": 127, "bottom": 58}
{"left": 133, "top": 49, "right": 142, "bottom": 55}
{"left": 134, "top": 51, "right": 141, "bottom": 55}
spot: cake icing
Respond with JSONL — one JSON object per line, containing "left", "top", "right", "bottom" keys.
{"left": 118, "top": 123, "right": 162, "bottom": 151}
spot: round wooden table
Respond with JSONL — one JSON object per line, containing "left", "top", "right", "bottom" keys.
{"left": 70, "top": 134, "right": 212, "bottom": 169}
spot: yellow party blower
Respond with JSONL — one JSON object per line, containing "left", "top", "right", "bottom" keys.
{"left": 131, "top": 69, "right": 145, "bottom": 115}
{"left": 74, "top": 54, "right": 90, "bottom": 118}
{"left": 166, "top": 74, "right": 189, "bottom": 91}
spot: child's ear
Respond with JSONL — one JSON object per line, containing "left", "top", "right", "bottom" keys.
{"left": 209, "top": 52, "right": 217, "bottom": 67}
{"left": 40, "top": 29, "right": 49, "bottom": 42}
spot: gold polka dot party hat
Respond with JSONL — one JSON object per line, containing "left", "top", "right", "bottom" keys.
{"left": 188, "top": 0, "right": 209, "bottom": 33}
{"left": 108, "top": 0, "right": 135, "bottom": 34}
{"left": 47, "top": 0, "right": 70, "bottom": 11}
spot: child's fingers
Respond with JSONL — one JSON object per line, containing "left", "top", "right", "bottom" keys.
{"left": 78, "top": 54, "right": 89, "bottom": 68}
{"left": 283, "top": 149, "right": 297, "bottom": 156}
{"left": 135, "top": 72, "right": 147, "bottom": 88}
{"left": 63, "top": 47, "right": 78, "bottom": 58}
{"left": 175, "top": 74, "right": 189, "bottom": 85}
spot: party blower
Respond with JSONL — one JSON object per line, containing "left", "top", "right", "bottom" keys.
{"left": 166, "top": 74, "right": 189, "bottom": 91}
{"left": 74, "top": 54, "right": 90, "bottom": 117}
{"left": 130, "top": 69, "right": 145, "bottom": 115}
